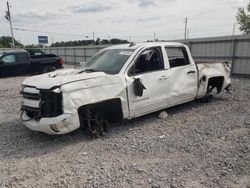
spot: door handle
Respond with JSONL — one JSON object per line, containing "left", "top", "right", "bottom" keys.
{"left": 187, "top": 70, "right": 196, "bottom": 74}
{"left": 159, "top": 76, "right": 168, "bottom": 80}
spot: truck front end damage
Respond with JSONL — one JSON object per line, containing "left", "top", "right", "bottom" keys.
{"left": 21, "top": 86, "right": 79, "bottom": 134}
{"left": 20, "top": 71, "right": 128, "bottom": 135}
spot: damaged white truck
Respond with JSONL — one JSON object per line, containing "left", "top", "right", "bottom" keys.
{"left": 20, "top": 42, "right": 231, "bottom": 136}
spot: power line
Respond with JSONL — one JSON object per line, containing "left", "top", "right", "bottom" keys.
{"left": 13, "top": 27, "right": 92, "bottom": 37}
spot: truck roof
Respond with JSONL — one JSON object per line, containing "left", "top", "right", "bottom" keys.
{"left": 106, "top": 42, "right": 185, "bottom": 50}
{"left": 0, "top": 49, "right": 27, "bottom": 54}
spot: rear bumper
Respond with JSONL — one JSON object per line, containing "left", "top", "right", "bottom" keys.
{"left": 21, "top": 111, "right": 80, "bottom": 135}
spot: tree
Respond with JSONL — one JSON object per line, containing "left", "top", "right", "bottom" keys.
{"left": 0, "top": 36, "right": 23, "bottom": 48}
{"left": 236, "top": 1, "right": 250, "bottom": 34}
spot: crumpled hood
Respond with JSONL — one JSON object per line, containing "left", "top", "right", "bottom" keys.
{"left": 22, "top": 68, "right": 109, "bottom": 89}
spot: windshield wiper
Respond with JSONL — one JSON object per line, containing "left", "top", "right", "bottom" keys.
{"left": 78, "top": 68, "right": 103, "bottom": 74}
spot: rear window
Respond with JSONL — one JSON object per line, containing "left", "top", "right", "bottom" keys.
{"left": 16, "top": 53, "right": 30, "bottom": 61}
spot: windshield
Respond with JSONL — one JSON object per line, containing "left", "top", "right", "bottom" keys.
{"left": 80, "top": 49, "right": 134, "bottom": 74}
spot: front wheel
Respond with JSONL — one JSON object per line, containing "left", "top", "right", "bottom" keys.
{"left": 42, "top": 65, "right": 55, "bottom": 73}
{"left": 197, "top": 94, "right": 213, "bottom": 103}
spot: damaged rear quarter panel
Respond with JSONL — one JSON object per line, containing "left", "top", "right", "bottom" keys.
{"left": 196, "top": 62, "right": 231, "bottom": 97}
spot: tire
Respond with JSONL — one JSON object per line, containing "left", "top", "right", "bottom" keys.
{"left": 197, "top": 94, "right": 213, "bottom": 103}
{"left": 42, "top": 65, "right": 55, "bottom": 73}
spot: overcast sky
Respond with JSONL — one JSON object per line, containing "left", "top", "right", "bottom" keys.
{"left": 0, "top": 0, "right": 249, "bottom": 45}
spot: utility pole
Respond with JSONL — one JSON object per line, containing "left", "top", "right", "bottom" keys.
{"left": 232, "top": 23, "right": 236, "bottom": 36}
{"left": 5, "top": 1, "right": 15, "bottom": 48}
{"left": 184, "top": 17, "right": 188, "bottom": 41}
{"left": 153, "top": 33, "right": 156, "bottom": 41}
{"left": 230, "top": 23, "right": 236, "bottom": 76}
{"left": 108, "top": 34, "right": 111, "bottom": 44}
{"left": 92, "top": 32, "right": 95, "bottom": 45}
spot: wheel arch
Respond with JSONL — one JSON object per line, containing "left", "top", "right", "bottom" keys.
{"left": 77, "top": 98, "right": 124, "bottom": 124}
{"left": 206, "top": 76, "right": 224, "bottom": 94}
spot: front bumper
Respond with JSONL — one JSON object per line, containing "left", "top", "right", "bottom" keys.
{"left": 21, "top": 108, "right": 79, "bottom": 135}
{"left": 20, "top": 85, "right": 81, "bottom": 135}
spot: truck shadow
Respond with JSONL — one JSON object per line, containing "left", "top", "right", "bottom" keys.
{"left": 107, "top": 96, "right": 228, "bottom": 135}
{"left": 0, "top": 96, "right": 226, "bottom": 160}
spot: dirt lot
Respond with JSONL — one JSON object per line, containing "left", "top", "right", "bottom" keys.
{"left": 0, "top": 74, "right": 249, "bottom": 188}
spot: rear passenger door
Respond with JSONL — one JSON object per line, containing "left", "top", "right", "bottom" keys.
{"left": 164, "top": 47, "right": 197, "bottom": 105}
{"left": 15, "top": 52, "right": 31, "bottom": 74}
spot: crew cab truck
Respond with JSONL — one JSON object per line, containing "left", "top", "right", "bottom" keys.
{"left": 20, "top": 42, "right": 231, "bottom": 136}
{"left": 0, "top": 49, "right": 64, "bottom": 77}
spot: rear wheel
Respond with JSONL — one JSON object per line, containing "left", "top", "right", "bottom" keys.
{"left": 43, "top": 65, "right": 55, "bottom": 73}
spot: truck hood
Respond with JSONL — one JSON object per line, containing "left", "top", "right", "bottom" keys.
{"left": 22, "top": 68, "right": 111, "bottom": 90}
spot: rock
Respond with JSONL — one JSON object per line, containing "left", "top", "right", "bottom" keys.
{"left": 148, "top": 178, "right": 153, "bottom": 184}
{"left": 82, "top": 152, "right": 88, "bottom": 156}
{"left": 137, "top": 168, "right": 143, "bottom": 173}
{"left": 170, "top": 183, "right": 178, "bottom": 188}
{"left": 152, "top": 183, "right": 160, "bottom": 188}
{"left": 158, "top": 111, "right": 169, "bottom": 120}
{"left": 159, "top": 135, "right": 166, "bottom": 139}
{"left": 87, "top": 176, "right": 94, "bottom": 181}
{"left": 245, "top": 119, "right": 250, "bottom": 127}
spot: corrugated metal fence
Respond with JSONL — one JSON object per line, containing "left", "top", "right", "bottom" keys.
{"left": 43, "top": 45, "right": 108, "bottom": 65}
{"left": 42, "top": 35, "right": 250, "bottom": 75}
{"left": 174, "top": 35, "right": 250, "bottom": 75}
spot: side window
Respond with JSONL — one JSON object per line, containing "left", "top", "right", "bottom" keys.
{"left": 1, "top": 55, "right": 16, "bottom": 64}
{"left": 165, "top": 47, "right": 190, "bottom": 68}
{"left": 16, "top": 53, "right": 30, "bottom": 62}
{"left": 129, "top": 47, "right": 164, "bottom": 76}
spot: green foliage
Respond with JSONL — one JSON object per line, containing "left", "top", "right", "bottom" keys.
{"left": 236, "top": 1, "right": 250, "bottom": 34}
{"left": 0, "top": 36, "right": 24, "bottom": 48}
{"left": 51, "top": 38, "right": 129, "bottom": 47}
{"left": 25, "top": 44, "right": 44, "bottom": 48}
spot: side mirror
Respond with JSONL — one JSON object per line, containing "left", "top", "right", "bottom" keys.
{"left": 74, "top": 61, "right": 86, "bottom": 68}
{"left": 133, "top": 78, "right": 146, "bottom": 97}
{"left": 79, "top": 61, "right": 86, "bottom": 66}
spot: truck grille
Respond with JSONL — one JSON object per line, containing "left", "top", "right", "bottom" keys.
{"left": 21, "top": 86, "right": 63, "bottom": 119}
{"left": 40, "top": 90, "right": 63, "bottom": 117}
{"left": 23, "top": 92, "right": 40, "bottom": 100}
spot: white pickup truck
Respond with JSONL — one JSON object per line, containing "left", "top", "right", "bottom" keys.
{"left": 21, "top": 42, "right": 231, "bottom": 136}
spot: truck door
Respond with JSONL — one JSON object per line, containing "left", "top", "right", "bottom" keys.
{"left": 126, "top": 47, "right": 169, "bottom": 117}
{"left": 164, "top": 47, "right": 197, "bottom": 105}
{"left": 15, "top": 52, "right": 31, "bottom": 74}
{"left": 0, "top": 54, "right": 17, "bottom": 77}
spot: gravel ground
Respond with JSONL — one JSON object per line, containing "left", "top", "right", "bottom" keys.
{"left": 0, "top": 75, "right": 249, "bottom": 188}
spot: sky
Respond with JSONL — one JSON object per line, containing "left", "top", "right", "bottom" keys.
{"left": 0, "top": 0, "right": 249, "bottom": 45}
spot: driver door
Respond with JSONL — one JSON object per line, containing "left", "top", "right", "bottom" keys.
{"left": 126, "top": 47, "right": 169, "bottom": 118}
{"left": 0, "top": 54, "right": 17, "bottom": 77}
